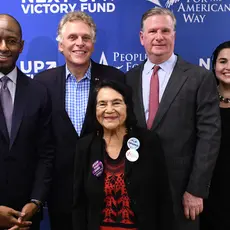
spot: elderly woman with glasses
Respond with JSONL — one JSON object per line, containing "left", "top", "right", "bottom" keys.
{"left": 72, "top": 80, "right": 174, "bottom": 230}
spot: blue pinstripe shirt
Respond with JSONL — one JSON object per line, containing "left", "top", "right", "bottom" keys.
{"left": 65, "top": 64, "right": 91, "bottom": 136}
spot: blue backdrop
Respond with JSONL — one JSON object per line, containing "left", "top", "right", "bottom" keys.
{"left": 2, "top": 0, "right": 230, "bottom": 77}
{"left": 2, "top": 0, "right": 230, "bottom": 229}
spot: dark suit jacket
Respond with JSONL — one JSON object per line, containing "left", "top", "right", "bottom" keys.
{"left": 34, "top": 60, "right": 124, "bottom": 214}
{"left": 125, "top": 56, "right": 221, "bottom": 229}
{"left": 0, "top": 68, "right": 54, "bottom": 211}
{"left": 73, "top": 127, "right": 174, "bottom": 230}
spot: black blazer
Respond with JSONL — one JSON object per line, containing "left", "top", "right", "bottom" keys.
{"left": 73, "top": 127, "right": 174, "bottom": 230}
{"left": 34, "top": 61, "right": 124, "bottom": 213}
{"left": 0, "top": 68, "right": 54, "bottom": 210}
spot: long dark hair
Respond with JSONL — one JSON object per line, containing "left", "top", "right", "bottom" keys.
{"left": 91, "top": 80, "right": 137, "bottom": 134}
{"left": 211, "top": 41, "right": 230, "bottom": 75}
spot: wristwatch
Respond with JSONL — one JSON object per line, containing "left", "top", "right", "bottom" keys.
{"left": 30, "top": 199, "right": 42, "bottom": 212}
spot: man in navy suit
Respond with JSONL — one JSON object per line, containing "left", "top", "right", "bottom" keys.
{"left": 0, "top": 14, "right": 54, "bottom": 230}
{"left": 35, "top": 11, "right": 124, "bottom": 230}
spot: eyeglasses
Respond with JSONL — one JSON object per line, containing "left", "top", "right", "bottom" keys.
{"left": 96, "top": 99, "right": 125, "bottom": 109}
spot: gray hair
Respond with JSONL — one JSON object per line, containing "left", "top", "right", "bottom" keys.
{"left": 56, "top": 11, "right": 96, "bottom": 43}
{"left": 141, "top": 8, "right": 176, "bottom": 31}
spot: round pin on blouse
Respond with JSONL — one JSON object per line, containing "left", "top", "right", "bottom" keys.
{"left": 92, "top": 160, "right": 104, "bottom": 177}
{"left": 126, "top": 149, "right": 139, "bottom": 162}
{"left": 127, "top": 137, "right": 140, "bottom": 150}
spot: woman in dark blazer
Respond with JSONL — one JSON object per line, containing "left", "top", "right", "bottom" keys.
{"left": 72, "top": 80, "right": 174, "bottom": 230}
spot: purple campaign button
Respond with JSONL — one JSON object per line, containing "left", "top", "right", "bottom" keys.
{"left": 92, "top": 160, "right": 104, "bottom": 177}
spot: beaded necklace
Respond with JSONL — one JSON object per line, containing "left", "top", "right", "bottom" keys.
{"left": 219, "top": 93, "right": 230, "bottom": 103}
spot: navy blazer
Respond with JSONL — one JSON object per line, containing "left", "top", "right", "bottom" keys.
{"left": 0, "top": 68, "right": 54, "bottom": 210}
{"left": 34, "top": 61, "right": 125, "bottom": 213}
{"left": 73, "top": 127, "right": 174, "bottom": 230}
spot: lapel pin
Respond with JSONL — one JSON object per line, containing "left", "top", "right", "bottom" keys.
{"left": 126, "top": 149, "right": 139, "bottom": 162}
{"left": 92, "top": 160, "right": 103, "bottom": 177}
{"left": 127, "top": 137, "right": 140, "bottom": 150}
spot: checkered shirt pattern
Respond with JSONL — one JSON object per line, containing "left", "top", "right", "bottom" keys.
{"left": 65, "top": 65, "right": 91, "bottom": 136}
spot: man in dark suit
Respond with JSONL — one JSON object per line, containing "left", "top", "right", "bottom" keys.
{"left": 34, "top": 11, "right": 124, "bottom": 230}
{"left": 0, "top": 14, "right": 54, "bottom": 230}
{"left": 126, "top": 8, "right": 221, "bottom": 230}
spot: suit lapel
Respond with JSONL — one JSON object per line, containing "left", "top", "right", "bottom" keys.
{"left": 151, "top": 57, "right": 190, "bottom": 130}
{"left": 125, "top": 158, "right": 135, "bottom": 182}
{"left": 132, "top": 63, "right": 147, "bottom": 129}
{"left": 56, "top": 66, "right": 78, "bottom": 138}
{"left": 56, "top": 65, "right": 66, "bottom": 111}
{"left": 90, "top": 135, "right": 105, "bottom": 201}
{"left": 80, "top": 61, "right": 101, "bottom": 136}
{"left": 0, "top": 103, "right": 9, "bottom": 142}
{"left": 10, "top": 69, "right": 28, "bottom": 148}
{"left": 124, "top": 130, "right": 138, "bottom": 180}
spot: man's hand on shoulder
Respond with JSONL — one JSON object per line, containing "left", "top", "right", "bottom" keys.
{"left": 183, "top": 191, "right": 203, "bottom": 220}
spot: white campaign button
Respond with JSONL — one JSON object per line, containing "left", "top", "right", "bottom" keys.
{"left": 126, "top": 149, "right": 139, "bottom": 162}
{"left": 127, "top": 137, "right": 140, "bottom": 150}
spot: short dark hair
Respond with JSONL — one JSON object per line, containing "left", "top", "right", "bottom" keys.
{"left": 92, "top": 80, "right": 137, "bottom": 134}
{"left": 211, "top": 40, "right": 230, "bottom": 75}
{"left": 0, "top": 14, "right": 22, "bottom": 39}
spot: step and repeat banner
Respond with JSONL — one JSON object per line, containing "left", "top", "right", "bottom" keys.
{"left": 2, "top": 0, "right": 230, "bottom": 77}
{"left": 2, "top": 0, "right": 230, "bottom": 229}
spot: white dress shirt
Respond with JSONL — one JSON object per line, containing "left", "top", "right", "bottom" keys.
{"left": 142, "top": 54, "right": 177, "bottom": 121}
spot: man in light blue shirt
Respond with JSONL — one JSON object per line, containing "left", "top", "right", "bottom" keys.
{"left": 35, "top": 11, "right": 124, "bottom": 230}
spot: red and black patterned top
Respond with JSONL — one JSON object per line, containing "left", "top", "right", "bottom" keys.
{"left": 100, "top": 145, "right": 137, "bottom": 230}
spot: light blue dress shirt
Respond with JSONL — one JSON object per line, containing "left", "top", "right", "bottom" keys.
{"left": 142, "top": 54, "right": 177, "bottom": 121}
{"left": 65, "top": 64, "right": 91, "bottom": 136}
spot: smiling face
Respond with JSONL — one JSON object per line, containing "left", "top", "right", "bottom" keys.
{"left": 215, "top": 48, "right": 230, "bottom": 85}
{"left": 58, "top": 20, "right": 94, "bottom": 70}
{"left": 140, "top": 14, "right": 175, "bottom": 64}
{"left": 96, "top": 87, "right": 127, "bottom": 132}
{"left": 0, "top": 15, "right": 24, "bottom": 74}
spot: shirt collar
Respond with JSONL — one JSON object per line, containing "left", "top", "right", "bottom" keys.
{"left": 144, "top": 53, "right": 177, "bottom": 74}
{"left": 0, "top": 66, "right": 17, "bottom": 84}
{"left": 65, "top": 62, "right": 92, "bottom": 81}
